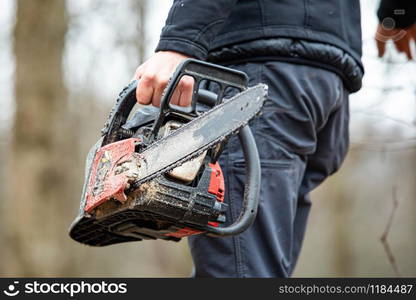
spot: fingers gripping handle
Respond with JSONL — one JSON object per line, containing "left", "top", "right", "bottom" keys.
{"left": 162, "top": 58, "right": 248, "bottom": 109}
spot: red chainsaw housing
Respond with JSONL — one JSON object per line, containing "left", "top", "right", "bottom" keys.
{"left": 164, "top": 162, "right": 225, "bottom": 238}
{"left": 85, "top": 138, "right": 140, "bottom": 212}
{"left": 84, "top": 137, "right": 226, "bottom": 240}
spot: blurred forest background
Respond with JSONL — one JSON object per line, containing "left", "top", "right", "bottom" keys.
{"left": 0, "top": 0, "right": 415, "bottom": 277}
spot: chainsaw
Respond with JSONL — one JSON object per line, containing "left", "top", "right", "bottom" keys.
{"left": 69, "top": 59, "right": 267, "bottom": 246}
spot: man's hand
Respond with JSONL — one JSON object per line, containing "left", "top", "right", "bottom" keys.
{"left": 133, "top": 51, "right": 194, "bottom": 107}
{"left": 376, "top": 23, "right": 416, "bottom": 59}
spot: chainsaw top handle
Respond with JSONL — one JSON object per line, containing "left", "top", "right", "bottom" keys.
{"left": 101, "top": 59, "right": 248, "bottom": 146}
{"left": 149, "top": 58, "right": 248, "bottom": 140}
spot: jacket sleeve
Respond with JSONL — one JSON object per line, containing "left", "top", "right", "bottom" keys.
{"left": 377, "top": 0, "right": 416, "bottom": 28}
{"left": 155, "top": 0, "right": 238, "bottom": 60}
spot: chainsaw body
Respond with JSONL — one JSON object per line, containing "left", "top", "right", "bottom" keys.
{"left": 75, "top": 134, "right": 226, "bottom": 244}
{"left": 70, "top": 59, "right": 264, "bottom": 246}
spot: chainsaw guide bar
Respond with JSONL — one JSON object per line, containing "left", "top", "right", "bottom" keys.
{"left": 130, "top": 84, "right": 267, "bottom": 187}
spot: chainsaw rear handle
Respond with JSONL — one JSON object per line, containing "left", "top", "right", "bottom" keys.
{"left": 198, "top": 90, "right": 261, "bottom": 237}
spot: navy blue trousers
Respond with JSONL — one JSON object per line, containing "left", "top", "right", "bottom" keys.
{"left": 189, "top": 61, "right": 350, "bottom": 277}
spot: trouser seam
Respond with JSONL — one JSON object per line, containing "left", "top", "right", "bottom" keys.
{"left": 228, "top": 149, "right": 245, "bottom": 277}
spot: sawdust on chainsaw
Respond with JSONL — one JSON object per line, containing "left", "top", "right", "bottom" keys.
{"left": 128, "top": 181, "right": 159, "bottom": 204}
{"left": 94, "top": 198, "right": 128, "bottom": 219}
{"left": 93, "top": 181, "right": 159, "bottom": 218}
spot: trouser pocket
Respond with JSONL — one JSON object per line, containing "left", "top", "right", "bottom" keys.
{"left": 227, "top": 142, "right": 305, "bottom": 276}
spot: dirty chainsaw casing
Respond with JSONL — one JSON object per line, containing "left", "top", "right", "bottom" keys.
{"left": 71, "top": 136, "right": 227, "bottom": 245}
{"left": 69, "top": 59, "right": 267, "bottom": 246}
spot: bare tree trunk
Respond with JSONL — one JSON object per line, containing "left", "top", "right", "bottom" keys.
{"left": 3, "top": 0, "right": 73, "bottom": 276}
{"left": 136, "top": 0, "right": 147, "bottom": 64}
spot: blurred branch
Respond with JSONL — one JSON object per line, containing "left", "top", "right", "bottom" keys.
{"left": 380, "top": 186, "right": 402, "bottom": 277}
{"left": 352, "top": 110, "right": 416, "bottom": 128}
{"left": 350, "top": 136, "right": 416, "bottom": 152}
{"left": 350, "top": 143, "right": 416, "bottom": 152}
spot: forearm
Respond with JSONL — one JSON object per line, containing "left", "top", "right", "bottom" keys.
{"left": 155, "top": 0, "right": 238, "bottom": 59}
